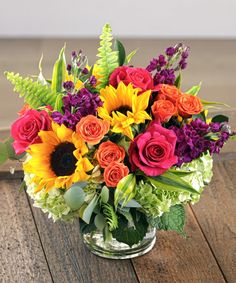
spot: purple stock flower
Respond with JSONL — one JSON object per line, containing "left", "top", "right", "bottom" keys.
{"left": 154, "top": 69, "right": 176, "bottom": 85}
{"left": 67, "top": 64, "right": 72, "bottom": 73}
{"left": 165, "top": 47, "right": 176, "bottom": 56}
{"left": 89, "top": 76, "right": 97, "bottom": 86}
{"left": 82, "top": 67, "right": 89, "bottom": 74}
{"left": 146, "top": 58, "right": 159, "bottom": 72}
{"left": 63, "top": 81, "right": 74, "bottom": 91}
{"left": 51, "top": 88, "right": 103, "bottom": 130}
{"left": 170, "top": 118, "right": 232, "bottom": 166}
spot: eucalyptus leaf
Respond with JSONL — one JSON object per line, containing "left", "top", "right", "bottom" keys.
{"left": 64, "top": 182, "right": 87, "bottom": 210}
{"left": 100, "top": 186, "right": 109, "bottom": 203}
{"left": 94, "top": 214, "right": 106, "bottom": 230}
{"left": 119, "top": 199, "right": 142, "bottom": 208}
{"left": 82, "top": 195, "right": 99, "bottom": 224}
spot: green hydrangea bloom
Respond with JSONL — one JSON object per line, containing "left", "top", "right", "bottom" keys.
{"left": 25, "top": 173, "right": 79, "bottom": 221}
{"left": 135, "top": 152, "right": 213, "bottom": 218}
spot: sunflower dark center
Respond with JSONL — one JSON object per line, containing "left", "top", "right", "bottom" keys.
{"left": 50, "top": 142, "right": 77, "bottom": 176}
{"left": 114, "top": 105, "right": 132, "bottom": 115}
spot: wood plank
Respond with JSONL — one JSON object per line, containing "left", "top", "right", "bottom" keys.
{"left": 0, "top": 179, "right": 52, "bottom": 283}
{"left": 0, "top": 160, "right": 23, "bottom": 179}
{"left": 29, "top": 198, "right": 139, "bottom": 283}
{"left": 132, "top": 206, "right": 226, "bottom": 283}
{"left": 191, "top": 160, "right": 236, "bottom": 283}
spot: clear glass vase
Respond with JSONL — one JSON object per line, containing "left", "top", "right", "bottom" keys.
{"left": 82, "top": 226, "right": 156, "bottom": 259}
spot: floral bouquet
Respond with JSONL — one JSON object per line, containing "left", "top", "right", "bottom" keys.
{"left": 1, "top": 24, "right": 235, "bottom": 259}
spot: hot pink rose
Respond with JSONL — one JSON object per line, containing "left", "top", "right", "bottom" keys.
{"left": 109, "top": 66, "right": 156, "bottom": 93}
{"left": 129, "top": 121, "right": 178, "bottom": 176}
{"left": 11, "top": 109, "right": 51, "bottom": 154}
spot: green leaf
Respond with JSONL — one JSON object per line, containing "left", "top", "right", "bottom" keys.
{"left": 5, "top": 72, "right": 59, "bottom": 109}
{"left": 114, "top": 174, "right": 136, "bottom": 208}
{"left": 100, "top": 186, "right": 109, "bottom": 203}
{"left": 147, "top": 171, "right": 199, "bottom": 195}
{"left": 168, "top": 167, "right": 195, "bottom": 177}
{"left": 120, "top": 199, "right": 142, "bottom": 208}
{"left": 37, "top": 54, "right": 48, "bottom": 86}
{"left": 185, "top": 83, "right": 201, "bottom": 96}
{"left": 94, "top": 213, "right": 106, "bottom": 230}
{"left": 64, "top": 182, "right": 87, "bottom": 210}
{"left": 4, "top": 137, "right": 25, "bottom": 160}
{"left": 192, "top": 111, "right": 206, "bottom": 122}
{"left": 112, "top": 211, "right": 148, "bottom": 247}
{"left": 51, "top": 44, "right": 67, "bottom": 93}
{"left": 148, "top": 204, "right": 186, "bottom": 236}
{"left": 81, "top": 195, "right": 99, "bottom": 224}
{"left": 125, "top": 49, "right": 138, "bottom": 64}
{"left": 114, "top": 39, "right": 126, "bottom": 66}
{"left": 201, "top": 99, "right": 230, "bottom": 109}
{"left": 96, "top": 24, "right": 119, "bottom": 90}
{"left": 211, "top": 114, "right": 229, "bottom": 123}
{"left": 0, "top": 142, "right": 8, "bottom": 165}
{"left": 102, "top": 203, "right": 118, "bottom": 231}
{"left": 174, "top": 72, "right": 182, "bottom": 89}
{"left": 79, "top": 218, "right": 97, "bottom": 234}
{"left": 19, "top": 180, "right": 26, "bottom": 192}
{"left": 54, "top": 93, "right": 64, "bottom": 113}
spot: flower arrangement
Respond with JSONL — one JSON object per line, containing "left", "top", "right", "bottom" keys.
{"left": 1, "top": 24, "right": 235, "bottom": 258}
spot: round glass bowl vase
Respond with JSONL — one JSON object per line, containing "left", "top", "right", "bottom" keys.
{"left": 82, "top": 226, "right": 156, "bottom": 259}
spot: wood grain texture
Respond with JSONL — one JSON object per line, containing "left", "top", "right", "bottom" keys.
{"left": 0, "top": 160, "right": 23, "bottom": 180}
{"left": 132, "top": 207, "right": 226, "bottom": 283}
{"left": 192, "top": 160, "right": 236, "bottom": 283}
{"left": 29, "top": 199, "right": 138, "bottom": 283}
{"left": 0, "top": 179, "right": 52, "bottom": 283}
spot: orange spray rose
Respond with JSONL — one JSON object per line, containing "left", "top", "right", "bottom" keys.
{"left": 96, "top": 141, "right": 125, "bottom": 168}
{"left": 76, "top": 115, "right": 110, "bottom": 145}
{"left": 151, "top": 100, "right": 177, "bottom": 123}
{"left": 104, "top": 161, "right": 129, "bottom": 187}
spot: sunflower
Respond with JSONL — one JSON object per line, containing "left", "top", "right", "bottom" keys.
{"left": 23, "top": 122, "right": 94, "bottom": 192}
{"left": 97, "top": 82, "right": 151, "bottom": 139}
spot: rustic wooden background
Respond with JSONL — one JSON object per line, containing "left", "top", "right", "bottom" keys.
{"left": 0, "top": 39, "right": 236, "bottom": 283}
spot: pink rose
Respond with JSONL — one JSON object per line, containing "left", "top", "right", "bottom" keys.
{"left": 129, "top": 121, "right": 178, "bottom": 176}
{"left": 11, "top": 109, "right": 51, "bottom": 154}
{"left": 109, "top": 66, "right": 156, "bottom": 93}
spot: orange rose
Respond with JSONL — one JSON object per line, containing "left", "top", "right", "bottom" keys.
{"left": 96, "top": 141, "right": 125, "bottom": 168}
{"left": 76, "top": 115, "right": 110, "bottom": 145}
{"left": 104, "top": 161, "right": 129, "bottom": 187}
{"left": 151, "top": 100, "right": 177, "bottom": 123}
{"left": 157, "top": 84, "right": 182, "bottom": 104}
{"left": 177, "top": 94, "right": 203, "bottom": 118}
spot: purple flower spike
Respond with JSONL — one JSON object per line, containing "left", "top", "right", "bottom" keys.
{"left": 82, "top": 67, "right": 89, "bottom": 75}
{"left": 89, "top": 76, "right": 97, "bottom": 86}
{"left": 52, "top": 88, "right": 103, "bottom": 130}
{"left": 165, "top": 47, "right": 176, "bottom": 56}
{"left": 63, "top": 81, "right": 74, "bottom": 91}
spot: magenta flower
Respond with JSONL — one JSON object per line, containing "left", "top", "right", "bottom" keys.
{"left": 129, "top": 121, "right": 178, "bottom": 176}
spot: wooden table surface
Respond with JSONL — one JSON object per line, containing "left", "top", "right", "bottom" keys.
{"left": 0, "top": 154, "right": 236, "bottom": 283}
